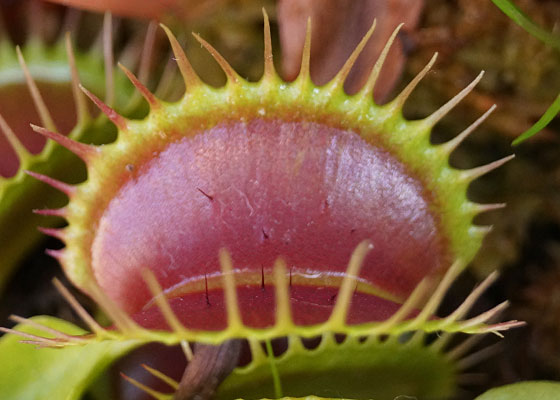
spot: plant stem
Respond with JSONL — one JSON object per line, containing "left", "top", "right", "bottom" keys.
{"left": 174, "top": 339, "right": 242, "bottom": 400}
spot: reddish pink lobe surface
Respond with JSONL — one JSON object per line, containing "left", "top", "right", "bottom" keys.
{"left": 92, "top": 119, "right": 445, "bottom": 327}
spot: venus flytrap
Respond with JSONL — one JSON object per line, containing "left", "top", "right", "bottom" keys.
{"left": 1, "top": 8, "right": 527, "bottom": 400}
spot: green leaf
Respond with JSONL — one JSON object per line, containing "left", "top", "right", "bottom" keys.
{"left": 512, "top": 93, "right": 560, "bottom": 146}
{"left": 0, "top": 316, "right": 141, "bottom": 400}
{"left": 490, "top": 0, "right": 560, "bottom": 145}
{"left": 476, "top": 381, "right": 560, "bottom": 400}
{"left": 218, "top": 334, "right": 456, "bottom": 400}
{"left": 491, "top": 0, "right": 560, "bottom": 51}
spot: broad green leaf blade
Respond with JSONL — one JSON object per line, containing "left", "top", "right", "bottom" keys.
{"left": 476, "top": 381, "right": 560, "bottom": 400}
{"left": 0, "top": 316, "right": 142, "bottom": 400}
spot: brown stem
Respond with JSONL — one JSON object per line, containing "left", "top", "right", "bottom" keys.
{"left": 174, "top": 339, "right": 242, "bottom": 400}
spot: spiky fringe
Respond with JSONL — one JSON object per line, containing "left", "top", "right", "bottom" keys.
{"left": 0, "top": 11, "right": 177, "bottom": 288}
{"left": 3, "top": 11, "right": 524, "bottom": 399}
{"left": 20, "top": 8, "right": 521, "bottom": 351}
{"left": 2, "top": 242, "right": 523, "bottom": 348}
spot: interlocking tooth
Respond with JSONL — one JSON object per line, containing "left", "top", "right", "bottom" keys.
{"left": 446, "top": 330, "right": 489, "bottom": 361}
{"left": 409, "top": 259, "right": 466, "bottom": 328}
{"left": 160, "top": 24, "right": 202, "bottom": 90}
{"left": 154, "top": 53, "right": 179, "bottom": 99}
{"left": 141, "top": 363, "right": 179, "bottom": 390}
{"left": 87, "top": 283, "right": 142, "bottom": 335}
{"left": 328, "top": 19, "right": 377, "bottom": 92}
{"left": 441, "top": 105, "right": 497, "bottom": 155}
{"left": 15, "top": 46, "right": 58, "bottom": 133}
{"left": 103, "top": 12, "right": 115, "bottom": 107}
{"left": 358, "top": 23, "right": 404, "bottom": 100}
{"left": 297, "top": 17, "right": 312, "bottom": 84}
{"left": 460, "top": 154, "right": 515, "bottom": 182}
{"left": 52, "top": 278, "right": 106, "bottom": 336}
{"left": 65, "top": 33, "right": 90, "bottom": 125}
{"left": 439, "top": 271, "right": 500, "bottom": 332}
{"left": 327, "top": 240, "right": 373, "bottom": 328}
{"left": 459, "top": 301, "right": 510, "bottom": 331}
{"left": 474, "top": 319, "right": 526, "bottom": 335}
{"left": 25, "top": 170, "right": 75, "bottom": 195}
{"left": 0, "top": 326, "right": 62, "bottom": 348}
{"left": 262, "top": 9, "right": 275, "bottom": 81}
{"left": 141, "top": 268, "right": 186, "bottom": 334}
{"left": 33, "top": 207, "right": 67, "bottom": 217}
{"left": 30, "top": 124, "right": 98, "bottom": 162}
{"left": 374, "top": 278, "right": 430, "bottom": 331}
{"left": 424, "top": 71, "right": 485, "bottom": 129}
{"left": 116, "top": 21, "right": 160, "bottom": 112}
{"left": 0, "top": 113, "right": 30, "bottom": 162}
{"left": 137, "top": 21, "right": 158, "bottom": 86}
{"left": 390, "top": 52, "right": 438, "bottom": 110}
{"left": 79, "top": 84, "right": 129, "bottom": 132}
{"left": 472, "top": 202, "right": 507, "bottom": 215}
{"left": 219, "top": 249, "right": 243, "bottom": 331}
{"left": 120, "top": 373, "right": 168, "bottom": 400}
{"left": 193, "top": 33, "right": 241, "bottom": 85}
{"left": 274, "top": 259, "right": 293, "bottom": 329}
{"left": 456, "top": 342, "right": 503, "bottom": 370}
{"left": 119, "top": 63, "right": 160, "bottom": 109}
{"left": 45, "top": 248, "right": 64, "bottom": 260}
{"left": 181, "top": 340, "right": 193, "bottom": 361}
{"left": 37, "top": 227, "right": 65, "bottom": 240}
{"left": 115, "top": 27, "right": 144, "bottom": 72}
{"left": 8, "top": 315, "right": 85, "bottom": 343}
